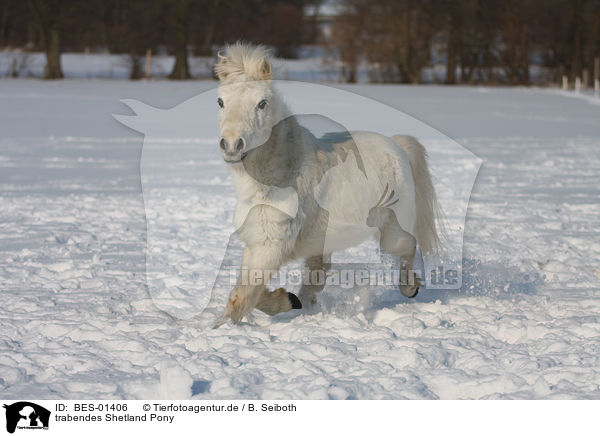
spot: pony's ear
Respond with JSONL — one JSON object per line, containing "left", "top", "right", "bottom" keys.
{"left": 214, "top": 51, "right": 230, "bottom": 81}
{"left": 258, "top": 58, "right": 272, "bottom": 80}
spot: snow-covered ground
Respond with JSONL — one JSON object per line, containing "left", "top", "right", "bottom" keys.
{"left": 1, "top": 79, "right": 599, "bottom": 399}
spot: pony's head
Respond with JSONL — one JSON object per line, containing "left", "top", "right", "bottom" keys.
{"left": 214, "top": 42, "right": 285, "bottom": 164}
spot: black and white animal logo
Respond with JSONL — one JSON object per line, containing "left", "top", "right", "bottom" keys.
{"left": 3, "top": 402, "right": 50, "bottom": 434}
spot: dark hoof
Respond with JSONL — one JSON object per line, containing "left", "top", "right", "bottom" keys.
{"left": 288, "top": 292, "right": 302, "bottom": 309}
{"left": 401, "top": 286, "right": 419, "bottom": 298}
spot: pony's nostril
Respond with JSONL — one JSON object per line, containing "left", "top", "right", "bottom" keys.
{"left": 235, "top": 138, "right": 245, "bottom": 152}
{"left": 219, "top": 138, "right": 227, "bottom": 150}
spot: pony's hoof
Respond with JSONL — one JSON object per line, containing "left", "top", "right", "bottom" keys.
{"left": 401, "top": 285, "right": 419, "bottom": 298}
{"left": 288, "top": 292, "right": 302, "bottom": 309}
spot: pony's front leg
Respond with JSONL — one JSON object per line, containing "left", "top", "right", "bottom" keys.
{"left": 224, "top": 243, "right": 286, "bottom": 324}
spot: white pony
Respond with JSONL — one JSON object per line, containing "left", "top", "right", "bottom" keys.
{"left": 214, "top": 43, "right": 441, "bottom": 325}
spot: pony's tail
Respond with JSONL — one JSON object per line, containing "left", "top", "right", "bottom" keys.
{"left": 392, "top": 135, "right": 444, "bottom": 254}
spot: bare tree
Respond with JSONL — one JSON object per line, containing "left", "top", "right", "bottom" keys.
{"left": 367, "top": 0, "right": 433, "bottom": 83}
{"left": 330, "top": 2, "right": 364, "bottom": 83}
{"left": 569, "top": 0, "right": 585, "bottom": 81}
{"left": 331, "top": 0, "right": 433, "bottom": 84}
{"left": 263, "top": 2, "right": 305, "bottom": 58}
{"left": 0, "top": 0, "right": 9, "bottom": 48}
{"left": 169, "top": 0, "right": 191, "bottom": 79}
{"left": 496, "top": 0, "right": 532, "bottom": 84}
{"left": 27, "top": 0, "right": 63, "bottom": 79}
{"left": 197, "top": 0, "right": 221, "bottom": 56}
{"left": 587, "top": 0, "right": 600, "bottom": 85}
{"left": 444, "top": 0, "right": 461, "bottom": 84}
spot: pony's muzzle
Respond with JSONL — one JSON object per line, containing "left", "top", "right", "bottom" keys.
{"left": 219, "top": 137, "right": 247, "bottom": 163}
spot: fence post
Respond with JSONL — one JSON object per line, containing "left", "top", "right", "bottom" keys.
{"left": 145, "top": 49, "right": 152, "bottom": 79}
{"left": 562, "top": 75, "right": 568, "bottom": 90}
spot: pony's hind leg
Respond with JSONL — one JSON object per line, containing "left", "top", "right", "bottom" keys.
{"left": 298, "top": 255, "right": 330, "bottom": 306}
{"left": 379, "top": 219, "right": 420, "bottom": 298}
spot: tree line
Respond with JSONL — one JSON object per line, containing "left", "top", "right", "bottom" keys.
{"left": 330, "top": 0, "right": 600, "bottom": 85}
{"left": 1, "top": 0, "right": 599, "bottom": 85}
{"left": 0, "top": 0, "right": 309, "bottom": 79}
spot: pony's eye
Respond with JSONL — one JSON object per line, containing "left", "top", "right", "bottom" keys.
{"left": 257, "top": 99, "right": 267, "bottom": 110}
{"left": 217, "top": 98, "right": 224, "bottom": 108}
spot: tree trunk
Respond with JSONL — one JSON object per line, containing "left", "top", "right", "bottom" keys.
{"left": 169, "top": 0, "right": 191, "bottom": 80}
{"left": 0, "top": 0, "right": 9, "bottom": 48}
{"left": 129, "top": 53, "right": 143, "bottom": 80}
{"left": 446, "top": 2, "right": 461, "bottom": 85}
{"left": 519, "top": 23, "right": 529, "bottom": 84}
{"left": 28, "top": 0, "right": 63, "bottom": 79}
{"left": 45, "top": 22, "right": 62, "bottom": 79}
{"left": 590, "top": 15, "right": 600, "bottom": 86}
{"left": 401, "top": 5, "right": 412, "bottom": 83}
{"left": 200, "top": 0, "right": 221, "bottom": 56}
{"left": 446, "top": 25, "right": 457, "bottom": 84}
{"left": 345, "top": 63, "right": 357, "bottom": 83}
{"left": 569, "top": 0, "right": 584, "bottom": 81}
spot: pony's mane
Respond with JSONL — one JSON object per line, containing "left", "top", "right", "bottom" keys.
{"left": 215, "top": 42, "right": 273, "bottom": 83}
